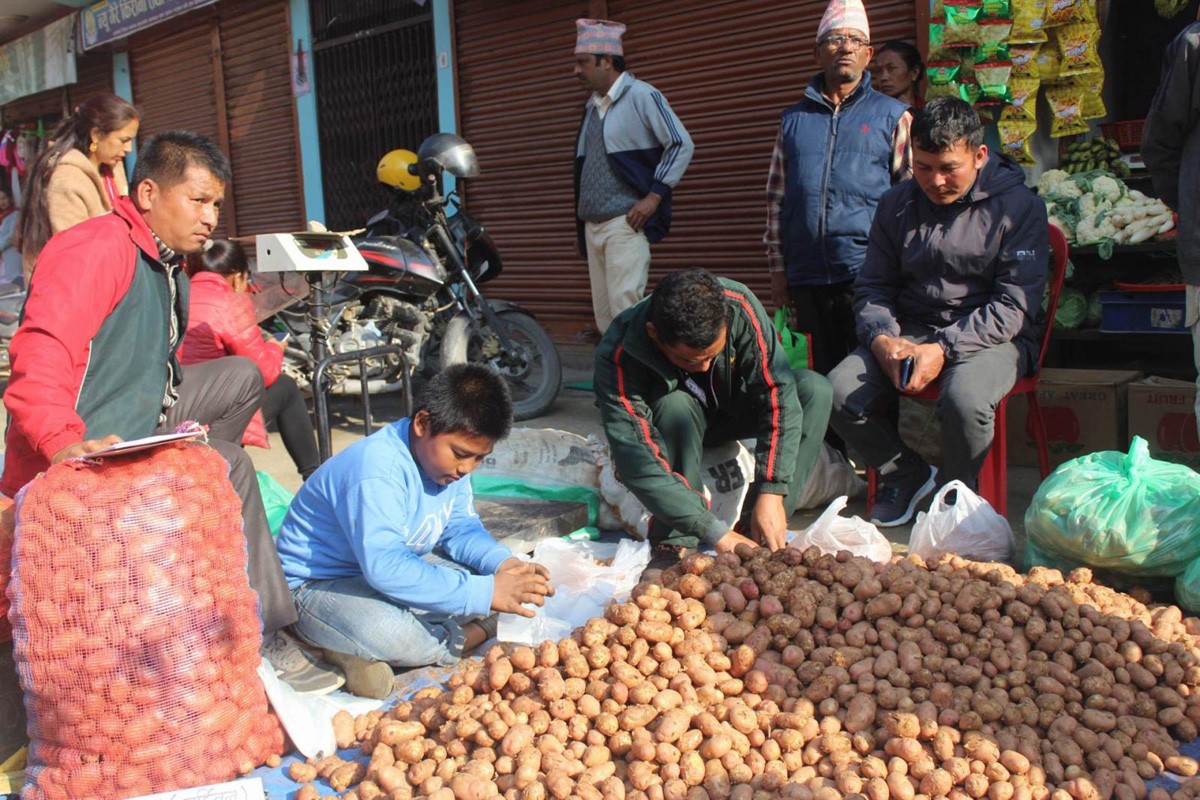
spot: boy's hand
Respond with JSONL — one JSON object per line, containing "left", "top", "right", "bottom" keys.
{"left": 492, "top": 557, "right": 554, "bottom": 618}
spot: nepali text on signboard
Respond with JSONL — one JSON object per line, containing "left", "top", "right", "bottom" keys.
{"left": 79, "top": 0, "right": 219, "bottom": 51}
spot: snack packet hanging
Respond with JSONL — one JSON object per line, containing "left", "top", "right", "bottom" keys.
{"left": 979, "top": 18, "right": 1015, "bottom": 45}
{"left": 1037, "top": 42, "right": 1062, "bottom": 80}
{"left": 1056, "top": 23, "right": 1102, "bottom": 77}
{"left": 1010, "top": 0, "right": 1048, "bottom": 42}
{"left": 929, "top": 21, "right": 946, "bottom": 52}
{"left": 981, "top": 0, "right": 1012, "bottom": 17}
{"left": 998, "top": 120, "right": 1039, "bottom": 165}
{"left": 1045, "top": 0, "right": 1095, "bottom": 27}
{"left": 933, "top": 0, "right": 947, "bottom": 18}
{"left": 1009, "top": 43, "right": 1041, "bottom": 75}
{"left": 960, "top": 77, "right": 983, "bottom": 105}
{"left": 975, "top": 58, "right": 1015, "bottom": 103}
{"left": 927, "top": 57, "right": 964, "bottom": 87}
{"left": 1076, "top": 70, "right": 1107, "bottom": 119}
{"left": 1045, "top": 80, "right": 1089, "bottom": 137}
{"left": 1001, "top": 75, "right": 1041, "bottom": 121}
{"left": 945, "top": 0, "right": 984, "bottom": 47}
{"left": 926, "top": 81, "right": 965, "bottom": 101}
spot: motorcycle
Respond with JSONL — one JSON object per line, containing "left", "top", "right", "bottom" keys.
{"left": 267, "top": 133, "right": 562, "bottom": 421}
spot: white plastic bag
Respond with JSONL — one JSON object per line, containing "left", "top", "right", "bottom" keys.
{"left": 790, "top": 496, "right": 893, "bottom": 563}
{"left": 497, "top": 537, "right": 651, "bottom": 645}
{"left": 257, "top": 659, "right": 385, "bottom": 759}
{"left": 909, "top": 480, "right": 1015, "bottom": 563}
{"left": 596, "top": 440, "right": 755, "bottom": 539}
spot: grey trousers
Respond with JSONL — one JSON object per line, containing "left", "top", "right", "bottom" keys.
{"left": 159, "top": 356, "right": 299, "bottom": 634}
{"left": 827, "top": 323, "right": 1027, "bottom": 486}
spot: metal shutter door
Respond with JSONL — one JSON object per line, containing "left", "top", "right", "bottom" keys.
{"left": 130, "top": 24, "right": 219, "bottom": 143}
{"left": 219, "top": 0, "right": 304, "bottom": 236}
{"left": 455, "top": 0, "right": 590, "bottom": 334}
{"left": 456, "top": 0, "right": 917, "bottom": 334}
{"left": 68, "top": 52, "right": 114, "bottom": 108}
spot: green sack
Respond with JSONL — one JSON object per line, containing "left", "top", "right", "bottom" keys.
{"left": 1024, "top": 437, "right": 1200, "bottom": 579}
{"left": 773, "top": 309, "right": 810, "bottom": 371}
{"left": 256, "top": 470, "right": 295, "bottom": 537}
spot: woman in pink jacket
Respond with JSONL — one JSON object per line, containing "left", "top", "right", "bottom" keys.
{"left": 181, "top": 239, "right": 319, "bottom": 480}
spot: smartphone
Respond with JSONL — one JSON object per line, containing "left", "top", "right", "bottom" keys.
{"left": 272, "top": 331, "right": 290, "bottom": 343}
{"left": 899, "top": 356, "right": 915, "bottom": 389}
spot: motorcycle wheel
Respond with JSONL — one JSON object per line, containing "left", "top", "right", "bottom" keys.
{"left": 440, "top": 310, "right": 562, "bottom": 421}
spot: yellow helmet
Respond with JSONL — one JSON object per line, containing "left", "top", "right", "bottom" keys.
{"left": 376, "top": 149, "right": 421, "bottom": 192}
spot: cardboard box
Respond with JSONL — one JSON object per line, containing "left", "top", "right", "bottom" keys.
{"left": 1006, "top": 368, "right": 1143, "bottom": 468}
{"left": 1128, "top": 376, "right": 1200, "bottom": 470}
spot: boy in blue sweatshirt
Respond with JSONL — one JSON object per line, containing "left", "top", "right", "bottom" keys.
{"left": 275, "top": 364, "right": 553, "bottom": 697}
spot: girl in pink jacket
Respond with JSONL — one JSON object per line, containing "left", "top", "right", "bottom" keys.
{"left": 181, "top": 239, "right": 319, "bottom": 480}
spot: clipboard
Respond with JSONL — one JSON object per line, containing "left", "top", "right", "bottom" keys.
{"left": 83, "top": 430, "right": 205, "bottom": 458}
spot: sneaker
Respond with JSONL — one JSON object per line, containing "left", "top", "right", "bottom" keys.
{"left": 871, "top": 464, "right": 938, "bottom": 528}
{"left": 322, "top": 650, "right": 394, "bottom": 700}
{"left": 640, "top": 544, "right": 683, "bottom": 581}
{"left": 261, "top": 629, "right": 345, "bottom": 696}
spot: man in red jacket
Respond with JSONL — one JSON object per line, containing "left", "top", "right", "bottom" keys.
{"left": 2, "top": 131, "right": 342, "bottom": 695}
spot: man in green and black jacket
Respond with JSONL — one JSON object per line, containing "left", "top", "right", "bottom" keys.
{"left": 594, "top": 269, "right": 832, "bottom": 554}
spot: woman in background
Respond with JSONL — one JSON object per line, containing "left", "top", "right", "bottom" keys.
{"left": 873, "top": 41, "right": 926, "bottom": 109}
{"left": 181, "top": 239, "right": 321, "bottom": 481}
{"left": 0, "top": 188, "right": 20, "bottom": 288}
{"left": 16, "top": 93, "right": 139, "bottom": 282}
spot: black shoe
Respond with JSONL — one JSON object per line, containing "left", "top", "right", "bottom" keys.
{"left": 641, "top": 544, "right": 683, "bottom": 580}
{"left": 871, "top": 464, "right": 938, "bottom": 528}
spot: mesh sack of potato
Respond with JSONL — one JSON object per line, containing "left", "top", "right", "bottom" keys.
{"left": 11, "top": 444, "right": 285, "bottom": 799}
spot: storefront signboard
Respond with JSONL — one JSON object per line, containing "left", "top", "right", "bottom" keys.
{"left": 79, "top": 0, "right": 219, "bottom": 51}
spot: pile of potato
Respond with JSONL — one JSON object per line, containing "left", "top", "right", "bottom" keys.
{"left": 288, "top": 544, "right": 1200, "bottom": 800}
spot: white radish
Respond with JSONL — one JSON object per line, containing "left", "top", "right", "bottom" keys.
{"left": 1158, "top": 216, "right": 1176, "bottom": 235}
{"left": 1127, "top": 225, "right": 1157, "bottom": 244}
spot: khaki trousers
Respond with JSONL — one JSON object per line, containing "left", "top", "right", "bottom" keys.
{"left": 585, "top": 215, "right": 651, "bottom": 332}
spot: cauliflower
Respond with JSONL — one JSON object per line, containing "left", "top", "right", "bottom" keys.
{"left": 1075, "top": 211, "right": 1117, "bottom": 245}
{"left": 1079, "top": 193, "right": 1114, "bottom": 218}
{"left": 1090, "top": 175, "right": 1125, "bottom": 203}
{"left": 1037, "top": 169, "right": 1072, "bottom": 196}
{"left": 1048, "top": 214, "right": 1076, "bottom": 243}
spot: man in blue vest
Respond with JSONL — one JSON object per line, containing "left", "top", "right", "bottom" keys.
{"left": 765, "top": 0, "right": 912, "bottom": 376}
{"left": 574, "top": 18, "right": 694, "bottom": 334}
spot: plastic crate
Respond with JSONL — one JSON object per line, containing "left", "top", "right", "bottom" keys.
{"left": 1098, "top": 289, "right": 1187, "bottom": 333}
{"left": 1100, "top": 119, "right": 1145, "bottom": 152}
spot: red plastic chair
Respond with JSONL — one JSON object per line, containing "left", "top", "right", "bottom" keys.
{"left": 866, "top": 223, "right": 1070, "bottom": 517}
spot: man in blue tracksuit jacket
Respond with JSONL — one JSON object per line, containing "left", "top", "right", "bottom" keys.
{"left": 573, "top": 18, "right": 693, "bottom": 333}
{"left": 764, "top": 0, "right": 912, "bottom": 376}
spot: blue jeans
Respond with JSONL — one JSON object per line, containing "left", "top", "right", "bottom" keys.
{"left": 291, "top": 575, "right": 469, "bottom": 668}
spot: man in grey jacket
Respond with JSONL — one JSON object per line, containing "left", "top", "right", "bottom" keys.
{"left": 828, "top": 98, "right": 1047, "bottom": 526}
{"left": 573, "top": 18, "right": 693, "bottom": 333}
{"left": 1142, "top": 12, "right": 1200, "bottom": 432}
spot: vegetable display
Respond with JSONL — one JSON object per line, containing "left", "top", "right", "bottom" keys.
{"left": 1039, "top": 168, "right": 1174, "bottom": 257}
{"left": 1060, "top": 138, "right": 1131, "bottom": 178}
{"left": 12, "top": 445, "right": 286, "bottom": 800}
{"left": 292, "top": 544, "right": 1200, "bottom": 800}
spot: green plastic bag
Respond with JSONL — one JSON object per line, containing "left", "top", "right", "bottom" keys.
{"left": 256, "top": 470, "right": 295, "bottom": 537}
{"left": 1024, "top": 437, "right": 1200, "bottom": 579}
{"left": 773, "top": 309, "right": 810, "bottom": 371}
{"left": 1176, "top": 556, "right": 1200, "bottom": 613}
